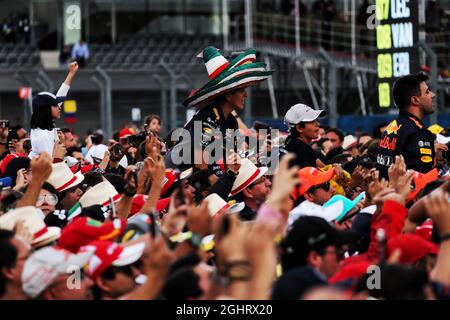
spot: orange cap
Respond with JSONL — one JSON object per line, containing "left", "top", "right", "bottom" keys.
{"left": 291, "top": 167, "right": 336, "bottom": 200}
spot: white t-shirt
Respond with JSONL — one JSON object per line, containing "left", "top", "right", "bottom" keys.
{"left": 29, "top": 128, "right": 58, "bottom": 158}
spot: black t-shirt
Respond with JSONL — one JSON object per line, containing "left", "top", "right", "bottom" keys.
{"left": 165, "top": 105, "right": 239, "bottom": 175}
{"left": 281, "top": 137, "right": 318, "bottom": 168}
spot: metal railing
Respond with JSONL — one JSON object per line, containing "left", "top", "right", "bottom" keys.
{"left": 232, "top": 13, "right": 377, "bottom": 58}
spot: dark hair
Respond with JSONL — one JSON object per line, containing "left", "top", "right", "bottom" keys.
{"left": 366, "top": 139, "right": 380, "bottom": 159}
{"left": 9, "top": 125, "right": 24, "bottom": 140}
{"left": 66, "top": 146, "right": 83, "bottom": 157}
{"left": 329, "top": 153, "right": 352, "bottom": 165}
{"left": 104, "top": 173, "right": 125, "bottom": 194}
{"left": 325, "top": 146, "right": 344, "bottom": 164}
{"left": 112, "top": 131, "right": 120, "bottom": 142}
{"left": 285, "top": 123, "right": 306, "bottom": 145}
{"left": 393, "top": 72, "right": 429, "bottom": 110}
{"left": 188, "top": 170, "right": 213, "bottom": 203}
{"left": 30, "top": 105, "right": 55, "bottom": 130}
{"left": 161, "top": 267, "right": 202, "bottom": 300}
{"left": 354, "top": 264, "right": 428, "bottom": 300}
{"left": 0, "top": 229, "right": 17, "bottom": 297}
{"left": 60, "top": 128, "right": 72, "bottom": 134}
{"left": 93, "top": 264, "right": 135, "bottom": 300}
{"left": 145, "top": 115, "right": 161, "bottom": 126}
{"left": 325, "top": 128, "right": 344, "bottom": 142}
{"left": 41, "top": 182, "right": 58, "bottom": 195}
{"left": 83, "top": 171, "right": 104, "bottom": 188}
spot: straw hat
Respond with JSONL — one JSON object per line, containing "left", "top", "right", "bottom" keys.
{"left": 47, "top": 162, "right": 84, "bottom": 193}
{"left": 0, "top": 206, "right": 60, "bottom": 248}
{"left": 230, "top": 158, "right": 268, "bottom": 196}
{"left": 79, "top": 180, "right": 121, "bottom": 208}
{"left": 204, "top": 193, "right": 244, "bottom": 217}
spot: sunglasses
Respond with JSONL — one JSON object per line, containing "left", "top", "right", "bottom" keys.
{"left": 308, "top": 181, "right": 331, "bottom": 192}
{"left": 36, "top": 194, "right": 58, "bottom": 206}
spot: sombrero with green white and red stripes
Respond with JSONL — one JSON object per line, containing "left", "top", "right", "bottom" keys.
{"left": 183, "top": 47, "right": 273, "bottom": 108}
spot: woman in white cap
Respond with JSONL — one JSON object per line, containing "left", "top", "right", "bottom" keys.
{"left": 282, "top": 103, "right": 327, "bottom": 168}
{"left": 29, "top": 62, "right": 78, "bottom": 158}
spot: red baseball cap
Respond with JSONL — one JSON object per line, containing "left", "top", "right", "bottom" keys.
{"left": 0, "top": 153, "right": 27, "bottom": 175}
{"left": 119, "top": 128, "right": 135, "bottom": 139}
{"left": 328, "top": 260, "right": 372, "bottom": 285}
{"left": 414, "top": 220, "right": 434, "bottom": 243}
{"left": 58, "top": 217, "right": 127, "bottom": 253}
{"left": 161, "top": 169, "right": 179, "bottom": 197}
{"left": 129, "top": 195, "right": 171, "bottom": 217}
{"left": 80, "top": 240, "right": 146, "bottom": 280}
{"left": 81, "top": 164, "right": 95, "bottom": 174}
{"left": 387, "top": 234, "right": 438, "bottom": 265}
{"left": 407, "top": 168, "right": 439, "bottom": 202}
{"left": 291, "top": 167, "right": 335, "bottom": 200}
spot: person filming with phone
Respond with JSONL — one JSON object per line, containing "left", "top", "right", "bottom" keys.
{"left": 29, "top": 61, "right": 79, "bottom": 159}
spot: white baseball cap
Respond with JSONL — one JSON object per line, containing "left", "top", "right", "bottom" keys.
{"left": 288, "top": 200, "right": 344, "bottom": 226}
{"left": 284, "top": 104, "right": 326, "bottom": 126}
{"left": 22, "top": 247, "right": 93, "bottom": 298}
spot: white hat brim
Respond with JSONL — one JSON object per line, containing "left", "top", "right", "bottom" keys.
{"left": 228, "top": 202, "right": 245, "bottom": 214}
{"left": 32, "top": 227, "right": 61, "bottom": 248}
{"left": 113, "top": 242, "right": 146, "bottom": 267}
{"left": 59, "top": 172, "right": 85, "bottom": 192}
{"left": 230, "top": 166, "right": 269, "bottom": 196}
{"left": 289, "top": 200, "right": 344, "bottom": 225}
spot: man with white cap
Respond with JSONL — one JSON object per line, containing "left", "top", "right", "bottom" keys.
{"left": 282, "top": 104, "right": 327, "bottom": 168}
{"left": 21, "top": 246, "right": 94, "bottom": 299}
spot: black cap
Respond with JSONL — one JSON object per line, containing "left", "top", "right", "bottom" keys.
{"left": 281, "top": 216, "right": 357, "bottom": 270}
{"left": 44, "top": 210, "right": 69, "bottom": 228}
{"left": 343, "top": 155, "right": 377, "bottom": 174}
{"left": 79, "top": 204, "right": 109, "bottom": 222}
{"left": 32, "top": 92, "right": 65, "bottom": 113}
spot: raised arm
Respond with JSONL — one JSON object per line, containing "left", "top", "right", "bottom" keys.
{"left": 55, "top": 62, "right": 79, "bottom": 104}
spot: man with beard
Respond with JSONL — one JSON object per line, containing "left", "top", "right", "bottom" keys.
{"left": 377, "top": 73, "right": 440, "bottom": 179}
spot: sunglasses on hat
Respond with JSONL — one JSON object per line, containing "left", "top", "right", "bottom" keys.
{"left": 308, "top": 181, "right": 331, "bottom": 193}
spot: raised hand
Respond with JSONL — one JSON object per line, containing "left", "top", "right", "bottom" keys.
{"left": 424, "top": 188, "right": 450, "bottom": 235}
{"left": 147, "top": 154, "right": 165, "bottom": 185}
{"left": 31, "top": 152, "right": 52, "bottom": 182}
{"left": 388, "top": 155, "right": 407, "bottom": 187}
{"left": 68, "top": 61, "right": 79, "bottom": 75}
{"left": 267, "top": 153, "right": 299, "bottom": 207}
{"left": 226, "top": 151, "right": 241, "bottom": 174}
{"left": 52, "top": 141, "right": 66, "bottom": 160}
{"left": 187, "top": 201, "right": 211, "bottom": 237}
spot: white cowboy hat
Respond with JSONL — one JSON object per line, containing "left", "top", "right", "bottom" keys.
{"left": 0, "top": 206, "right": 61, "bottom": 248}
{"left": 47, "top": 162, "right": 84, "bottom": 193}
{"left": 230, "top": 158, "right": 268, "bottom": 196}
{"left": 204, "top": 193, "right": 244, "bottom": 217}
{"left": 79, "top": 180, "right": 121, "bottom": 208}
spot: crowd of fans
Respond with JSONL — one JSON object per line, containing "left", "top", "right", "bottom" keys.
{"left": 2, "top": 47, "right": 450, "bottom": 302}
{"left": 1, "top": 12, "right": 31, "bottom": 44}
